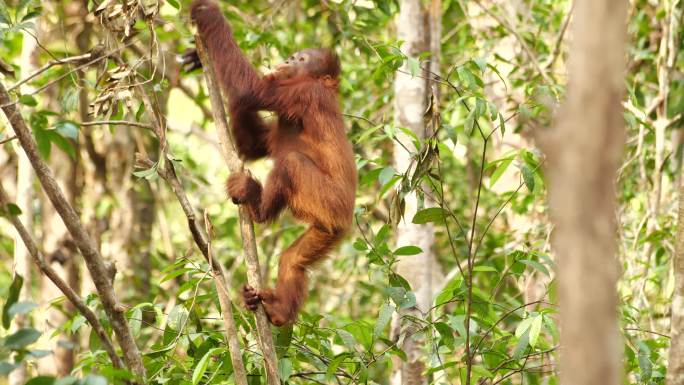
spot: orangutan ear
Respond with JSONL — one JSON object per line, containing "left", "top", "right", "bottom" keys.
{"left": 321, "top": 74, "right": 339, "bottom": 88}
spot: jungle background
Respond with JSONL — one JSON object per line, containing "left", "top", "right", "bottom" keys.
{"left": 0, "top": 0, "right": 682, "bottom": 384}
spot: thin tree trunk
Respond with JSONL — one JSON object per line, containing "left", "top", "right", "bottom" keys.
{"left": 390, "top": 1, "right": 444, "bottom": 384}
{"left": 38, "top": 145, "right": 78, "bottom": 376}
{"left": 0, "top": 81, "right": 146, "bottom": 380}
{"left": 669, "top": 168, "right": 684, "bottom": 384}
{"left": 8, "top": 29, "right": 37, "bottom": 385}
{"left": 539, "top": 1, "right": 627, "bottom": 385}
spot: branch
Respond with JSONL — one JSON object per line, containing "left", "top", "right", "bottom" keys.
{"left": 9, "top": 52, "right": 93, "bottom": 92}
{"left": 0, "top": 80, "right": 146, "bottom": 380}
{"left": 80, "top": 120, "right": 154, "bottom": 131}
{"left": 194, "top": 35, "right": 280, "bottom": 385}
{"left": 0, "top": 181, "right": 125, "bottom": 371}
{"left": 203, "top": 211, "right": 249, "bottom": 385}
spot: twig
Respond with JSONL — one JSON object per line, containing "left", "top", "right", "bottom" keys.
{"left": 9, "top": 52, "right": 93, "bottom": 92}
{"left": 194, "top": 35, "right": 280, "bottom": 385}
{"left": 472, "top": 0, "right": 553, "bottom": 84}
{"left": 80, "top": 120, "right": 154, "bottom": 130}
{"left": 0, "top": 181, "right": 125, "bottom": 371}
{"left": 204, "top": 210, "right": 249, "bottom": 385}
{"left": 0, "top": 80, "right": 146, "bottom": 380}
{"left": 0, "top": 135, "right": 17, "bottom": 145}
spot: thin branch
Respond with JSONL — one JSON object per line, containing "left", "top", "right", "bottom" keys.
{"left": 204, "top": 210, "right": 249, "bottom": 385}
{"left": 0, "top": 80, "right": 146, "bottom": 380}
{"left": 0, "top": 135, "right": 17, "bottom": 145}
{"left": 0, "top": 181, "right": 125, "bottom": 371}
{"left": 194, "top": 35, "right": 280, "bottom": 385}
{"left": 472, "top": 0, "right": 553, "bottom": 84}
{"left": 80, "top": 120, "right": 154, "bottom": 130}
{"left": 9, "top": 52, "right": 93, "bottom": 92}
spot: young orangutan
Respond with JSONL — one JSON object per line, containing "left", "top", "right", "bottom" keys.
{"left": 185, "top": 0, "right": 356, "bottom": 326}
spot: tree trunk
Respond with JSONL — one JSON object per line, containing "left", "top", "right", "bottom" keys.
{"left": 668, "top": 161, "right": 684, "bottom": 384}
{"left": 38, "top": 146, "right": 78, "bottom": 376}
{"left": 8, "top": 28, "right": 39, "bottom": 385}
{"left": 390, "top": 1, "right": 444, "bottom": 384}
{"left": 539, "top": 1, "right": 627, "bottom": 385}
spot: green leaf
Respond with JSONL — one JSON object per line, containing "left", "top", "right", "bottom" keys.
{"left": 2, "top": 274, "right": 23, "bottom": 328}
{"left": 521, "top": 164, "right": 535, "bottom": 191}
{"left": 82, "top": 375, "right": 107, "bottom": 385}
{"left": 8, "top": 301, "right": 37, "bottom": 318}
{"left": 471, "top": 365, "right": 494, "bottom": 379}
{"left": 519, "top": 259, "right": 550, "bottom": 276}
{"left": 28, "top": 349, "right": 51, "bottom": 358}
{"left": 528, "top": 315, "right": 543, "bottom": 347}
{"left": 434, "top": 321, "right": 454, "bottom": 346}
{"left": 192, "top": 348, "right": 221, "bottom": 385}
{"left": 46, "top": 130, "right": 75, "bottom": 158}
{"left": 21, "top": 10, "right": 41, "bottom": 22}
{"left": 133, "top": 163, "right": 158, "bottom": 180}
{"left": 277, "top": 357, "right": 292, "bottom": 381}
{"left": 489, "top": 157, "right": 513, "bottom": 187}
{"left": 4, "top": 327, "right": 41, "bottom": 348}
{"left": 0, "top": 203, "right": 22, "bottom": 217}
{"left": 373, "top": 304, "right": 394, "bottom": 339}
{"left": 513, "top": 329, "right": 530, "bottom": 359}
{"left": 34, "top": 128, "right": 51, "bottom": 159}
{"left": 128, "top": 307, "right": 142, "bottom": 337}
{"left": 54, "top": 121, "right": 79, "bottom": 140}
{"left": 352, "top": 238, "right": 368, "bottom": 251}
{"left": 407, "top": 57, "right": 420, "bottom": 77}
{"left": 19, "top": 94, "right": 37, "bottom": 106}
{"left": 0, "top": 361, "right": 18, "bottom": 375}
{"left": 378, "top": 166, "right": 396, "bottom": 186}
{"left": 457, "top": 66, "right": 476, "bottom": 89}
{"left": 637, "top": 342, "right": 652, "bottom": 381}
{"left": 515, "top": 316, "right": 534, "bottom": 338}
{"left": 394, "top": 245, "right": 422, "bottom": 256}
{"left": 412, "top": 207, "right": 446, "bottom": 224}
{"left": 472, "top": 57, "right": 487, "bottom": 73}
{"left": 472, "top": 265, "right": 497, "bottom": 272}
{"left": 167, "top": 305, "right": 188, "bottom": 331}
{"left": 25, "top": 376, "right": 56, "bottom": 385}
{"left": 336, "top": 329, "right": 357, "bottom": 350}
{"left": 54, "top": 377, "right": 79, "bottom": 385}
{"left": 464, "top": 107, "right": 475, "bottom": 134}
{"left": 166, "top": 0, "right": 180, "bottom": 9}
{"left": 70, "top": 314, "right": 86, "bottom": 333}
{"left": 326, "top": 354, "right": 349, "bottom": 381}
{"left": 274, "top": 324, "right": 293, "bottom": 358}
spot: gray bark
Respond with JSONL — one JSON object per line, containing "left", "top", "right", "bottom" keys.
{"left": 0, "top": 81, "right": 146, "bottom": 380}
{"left": 539, "top": 1, "right": 627, "bottom": 385}
{"left": 390, "top": 1, "right": 444, "bottom": 384}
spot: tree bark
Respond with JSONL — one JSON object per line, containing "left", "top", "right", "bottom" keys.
{"left": 390, "top": 1, "right": 444, "bottom": 384}
{"left": 0, "top": 81, "right": 146, "bottom": 380}
{"left": 669, "top": 171, "right": 684, "bottom": 384}
{"left": 0, "top": 181, "right": 125, "bottom": 371}
{"left": 539, "top": 1, "right": 627, "bottom": 385}
{"left": 8, "top": 29, "right": 38, "bottom": 385}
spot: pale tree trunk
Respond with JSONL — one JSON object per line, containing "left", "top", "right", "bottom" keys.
{"left": 37, "top": 141, "right": 79, "bottom": 376}
{"left": 390, "top": 1, "right": 444, "bottom": 384}
{"left": 8, "top": 29, "right": 39, "bottom": 385}
{"left": 668, "top": 158, "right": 684, "bottom": 383}
{"left": 539, "top": 1, "right": 626, "bottom": 385}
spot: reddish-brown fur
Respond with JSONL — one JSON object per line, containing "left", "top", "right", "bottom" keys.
{"left": 191, "top": 0, "right": 356, "bottom": 326}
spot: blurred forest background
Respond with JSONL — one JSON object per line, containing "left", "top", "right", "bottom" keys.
{"left": 0, "top": 0, "right": 682, "bottom": 384}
